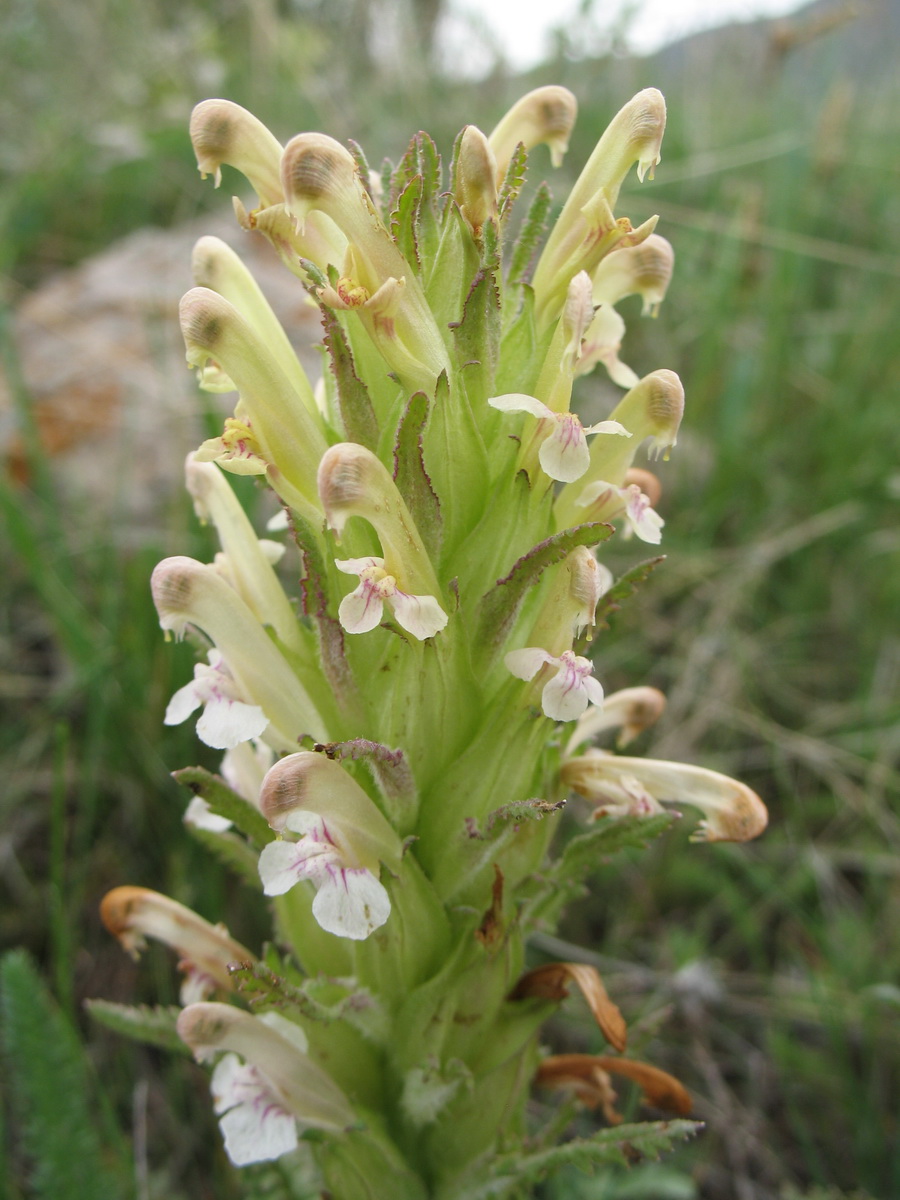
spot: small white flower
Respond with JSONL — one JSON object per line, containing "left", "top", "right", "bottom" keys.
{"left": 258, "top": 811, "right": 391, "bottom": 940}
{"left": 505, "top": 647, "right": 605, "bottom": 722}
{"left": 164, "top": 652, "right": 268, "bottom": 749}
{"left": 210, "top": 1014, "right": 309, "bottom": 1166}
{"left": 335, "top": 557, "right": 448, "bottom": 640}
{"left": 184, "top": 796, "right": 233, "bottom": 834}
{"left": 488, "top": 393, "right": 630, "bottom": 483}
{"left": 575, "top": 480, "right": 664, "bottom": 544}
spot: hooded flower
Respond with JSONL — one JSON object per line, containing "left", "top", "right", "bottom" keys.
{"left": 164, "top": 651, "right": 268, "bottom": 749}
{"left": 177, "top": 1003, "right": 353, "bottom": 1165}
{"left": 258, "top": 809, "right": 391, "bottom": 940}
{"left": 335, "top": 556, "right": 448, "bottom": 640}
{"left": 575, "top": 479, "right": 665, "bottom": 544}
{"left": 505, "top": 648, "right": 605, "bottom": 722}
{"left": 488, "top": 393, "right": 630, "bottom": 484}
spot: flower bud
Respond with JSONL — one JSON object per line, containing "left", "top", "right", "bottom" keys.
{"left": 317, "top": 443, "right": 442, "bottom": 601}
{"left": 180, "top": 287, "right": 327, "bottom": 521}
{"left": 562, "top": 749, "right": 769, "bottom": 842}
{"left": 191, "top": 236, "right": 317, "bottom": 410}
{"left": 454, "top": 125, "right": 498, "bottom": 236}
{"left": 488, "top": 85, "right": 578, "bottom": 178}
{"left": 565, "top": 685, "right": 666, "bottom": 756}
{"left": 177, "top": 1002, "right": 354, "bottom": 1131}
{"left": 151, "top": 556, "right": 324, "bottom": 749}
{"left": 591, "top": 233, "right": 675, "bottom": 316}
{"left": 184, "top": 455, "right": 301, "bottom": 652}
{"left": 101, "top": 886, "right": 252, "bottom": 1002}
{"left": 190, "top": 100, "right": 284, "bottom": 210}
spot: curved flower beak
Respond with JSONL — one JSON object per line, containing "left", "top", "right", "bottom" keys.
{"left": 562, "top": 749, "right": 769, "bottom": 842}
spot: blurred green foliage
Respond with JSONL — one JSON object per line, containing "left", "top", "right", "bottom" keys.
{"left": 2, "top": 1, "right": 899, "bottom": 1197}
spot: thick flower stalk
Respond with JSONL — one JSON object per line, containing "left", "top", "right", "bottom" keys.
{"left": 99, "top": 85, "right": 767, "bottom": 1197}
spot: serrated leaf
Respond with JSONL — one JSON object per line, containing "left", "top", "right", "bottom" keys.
{"left": 316, "top": 737, "right": 418, "bottom": 806}
{"left": 449, "top": 252, "right": 502, "bottom": 403}
{"left": 508, "top": 181, "right": 552, "bottom": 287}
{"left": 476, "top": 523, "right": 614, "bottom": 664}
{"left": 229, "top": 962, "right": 388, "bottom": 1042}
{"left": 1, "top": 951, "right": 132, "bottom": 1200}
{"left": 466, "top": 798, "right": 565, "bottom": 841}
{"left": 291, "top": 509, "right": 364, "bottom": 727}
{"left": 171, "top": 766, "right": 274, "bottom": 845}
{"left": 320, "top": 304, "right": 380, "bottom": 450}
{"left": 393, "top": 391, "right": 443, "bottom": 560}
{"left": 498, "top": 142, "right": 528, "bottom": 228}
{"left": 297, "top": 256, "right": 328, "bottom": 289}
{"left": 593, "top": 557, "right": 666, "bottom": 632}
{"left": 456, "top": 1121, "right": 704, "bottom": 1199}
{"left": 556, "top": 812, "right": 677, "bottom": 879}
{"left": 85, "top": 1000, "right": 188, "bottom": 1054}
{"left": 391, "top": 173, "right": 424, "bottom": 273}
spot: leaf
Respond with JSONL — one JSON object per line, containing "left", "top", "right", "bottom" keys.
{"left": 320, "top": 304, "right": 380, "bottom": 450}
{"left": 466, "top": 798, "right": 565, "bottom": 841}
{"left": 508, "top": 181, "right": 552, "bottom": 287}
{"left": 291, "top": 509, "right": 363, "bottom": 727}
{"left": 593, "top": 557, "right": 666, "bottom": 632}
{"left": 455, "top": 1121, "right": 704, "bottom": 1199}
{"left": 391, "top": 173, "right": 424, "bottom": 274}
{"left": 171, "top": 765, "right": 274, "bottom": 845}
{"left": 392, "top": 391, "right": 443, "bottom": 560}
{"left": 476, "top": 523, "right": 614, "bottom": 664}
{"left": 498, "top": 142, "right": 528, "bottom": 228}
{"left": 229, "top": 961, "right": 388, "bottom": 1043}
{"left": 449, "top": 243, "right": 502, "bottom": 403}
{"left": 84, "top": 1000, "right": 188, "bottom": 1054}
{"left": 554, "top": 812, "right": 677, "bottom": 881}
{"left": 314, "top": 737, "right": 418, "bottom": 806}
{"left": 1, "top": 950, "right": 132, "bottom": 1200}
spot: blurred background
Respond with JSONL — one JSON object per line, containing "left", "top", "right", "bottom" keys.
{"left": 1, "top": 0, "right": 898, "bottom": 1197}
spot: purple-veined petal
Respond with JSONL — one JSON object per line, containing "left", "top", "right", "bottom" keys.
{"left": 538, "top": 416, "right": 591, "bottom": 483}
{"left": 212, "top": 1053, "right": 302, "bottom": 1160}
{"left": 542, "top": 672, "right": 590, "bottom": 721}
{"left": 338, "top": 582, "right": 386, "bottom": 634}
{"left": 388, "top": 591, "right": 449, "bottom": 640}
{"left": 164, "top": 680, "right": 203, "bottom": 726}
{"left": 334, "top": 556, "right": 385, "bottom": 575}
{"left": 625, "top": 488, "right": 664, "bottom": 543}
{"left": 311, "top": 866, "right": 391, "bottom": 940}
{"left": 196, "top": 695, "right": 269, "bottom": 750}
{"left": 488, "top": 392, "right": 554, "bottom": 421}
{"left": 505, "top": 647, "right": 557, "bottom": 681}
{"left": 258, "top": 839, "right": 331, "bottom": 896}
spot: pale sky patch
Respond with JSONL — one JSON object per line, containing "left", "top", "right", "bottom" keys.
{"left": 441, "top": 0, "right": 809, "bottom": 75}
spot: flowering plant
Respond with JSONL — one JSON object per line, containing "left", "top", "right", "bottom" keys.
{"left": 98, "top": 85, "right": 767, "bottom": 1196}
